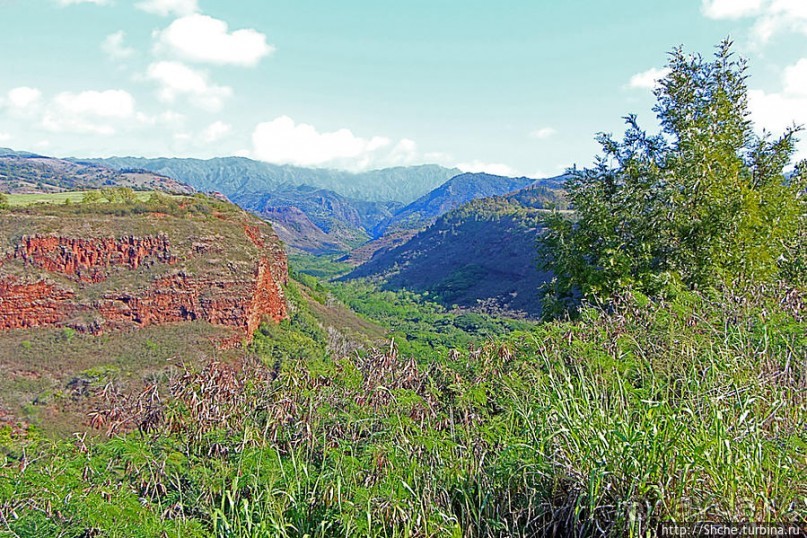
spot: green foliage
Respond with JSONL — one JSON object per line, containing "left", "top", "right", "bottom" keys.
{"left": 81, "top": 190, "right": 103, "bottom": 203}
{"left": 288, "top": 253, "right": 353, "bottom": 280}
{"left": 0, "top": 192, "right": 8, "bottom": 209}
{"left": 59, "top": 327, "right": 76, "bottom": 343}
{"left": 2, "top": 284, "right": 804, "bottom": 536}
{"left": 780, "top": 161, "right": 807, "bottom": 286}
{"left": 541, "top": 40, "right": 807, "bottom": 315}
{"left": 252, "top": 281, "right": 328, "bottom": 363}
{"left": 330, "top": 280, "right": 533, "bottom": 359}
{"left": 99, "top": 186, "right": 137, "bottom": 204}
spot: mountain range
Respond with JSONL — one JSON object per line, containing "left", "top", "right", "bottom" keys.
{"left": 234, "top": 173, "right": 564, "bottom": 254}
{"left": 231, "top": 184, "right": 402, "bottom": 253}
{"left": 82, "top": 156, "right": 460, "bottom": 204}
{"left": 3, "top": 147, "right": 571, "bottom": 317}
{"left": 373, "top": 172, "right": 549, "bottom": 236}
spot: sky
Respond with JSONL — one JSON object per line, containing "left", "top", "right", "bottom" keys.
{"left": 1, "top": 0, "right": 807, "bottom": 177}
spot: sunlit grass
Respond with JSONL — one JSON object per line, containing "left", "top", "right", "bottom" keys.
{"left": 1, "top": 284, "right": 803, "bottom": 537}
{"left": 6, "top": 191, "right": 151, "bottom": 206}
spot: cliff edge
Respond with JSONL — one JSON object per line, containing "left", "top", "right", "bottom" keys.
{"left": 0, "top": 194, "right": 288, "bottom": 345}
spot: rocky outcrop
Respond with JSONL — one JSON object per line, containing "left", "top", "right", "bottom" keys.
{"left": 0, "top": 277, "right": 75, "bottom": 329}
{"left": 94, "top": 260, "right": 287, "bottom": 336}
{"left": 12, "top": 235, "right": 176, "bottom": 283}
{"left": 0, "top": 211, "right": 288, "bottom": 344}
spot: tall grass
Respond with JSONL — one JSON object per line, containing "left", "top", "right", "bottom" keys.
{"left": 1, "top": 284, "right": 804, "bottom": 537}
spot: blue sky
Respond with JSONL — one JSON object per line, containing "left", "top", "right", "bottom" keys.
{"left": 1, "top": 0, "right": 806, "bottom": 177}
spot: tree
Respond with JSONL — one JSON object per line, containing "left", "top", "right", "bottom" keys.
{"left": 82, "top": 190, "right": 103, "bottom": 204}
{"left": 540, "top": 40, "right": 807, "bottom": 315}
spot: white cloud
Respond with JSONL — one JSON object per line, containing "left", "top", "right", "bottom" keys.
{"left": 6, "top": 87, "right": 42, "bottom": 109}
{"left": 783, "top": 58, "right": 807, "bottom": 96}
{"left": 424, "top": 151, "right": 453, "bottom": 163}
{"left": 252, "top": 116, "right": 392, "bottom": 167}
{"left": 146, "top": 61, "right": 233, "bottom": 111}
{"left": 135, "top": 0, "right": 198, "bottom": 17}
{"left": 42, "top": 90, "right": 135, "bottom": 135}
{"left": 748, "top": 89, "right": 807, "bottom": 134}
{"left": 200, "top": 120, "right": 232, "bottom": 143}
{"left": 0, "top": 132, "right": 11, "bottom": 143}
{"left": 385, "top": 138, "right": 418, "bottom": 165}
{"left": 703, "top": 0, "right": 807, "bottom": 43}
{"left": 136, "top": 110, "right": 185, "bottom": 127}
{"left": 628, "top": 67, "right": 671, "bottom": 90}
{"left": 102, "top": 31, "right": 136, "bottom": 60}
{"left": 701, "top": 0, "right": 763, "bottom": 19}
{"left": 57, "top": 0, "right": 109, "bottom": 5}
{"left": 154, "top": 14, "right": 274, "bottom": 67}
{"left": 747, "top": 58, "right": 807, "bottom": 155}
{"left": 456, "top": 161, "right": 518, "bottom": 177}
{"left": 530, "top": 127, "right": 556, "bottom": 140}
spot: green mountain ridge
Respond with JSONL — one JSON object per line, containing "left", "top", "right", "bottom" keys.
{"left": 372, "top": 172, "right": 538, "bottom": 236}
{"left": 345, "top": 194, "right": 559, "bottom": 317}
{"left": 81, "top": 156, "right": 460, "bottom": 204}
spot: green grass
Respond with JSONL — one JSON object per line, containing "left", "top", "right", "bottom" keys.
{"left": 6, "top": 191, "right": 155, "bottom": 206}
{"left": 2, "top": 283, "right": 803, "bottom": 536}
{"left": 289, "top": 252, "right": 354, "bottom": 280}
{"left": 328, "top": 279, "right": 535, "bottom": 359}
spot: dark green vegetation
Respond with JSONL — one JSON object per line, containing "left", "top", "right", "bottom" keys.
{"left": 328, "top": 280, "right": 534, "bottom": 359}
{"left": 85, "top": 156, "right": 460, "bottom": 204}
{"left": 288, "top": 253, "right": 353, "bottom": 280}
{"left": 541, "top": 42, "right": 807, "bottom": 315}
{"left": 345, "top": 194, "right": 565, "bottom": 318}
{"left": 372, "top": 172, "right": 543, "bottom": 236}
{"left": 0, "top": 149, "right": 193, "bottom": 195}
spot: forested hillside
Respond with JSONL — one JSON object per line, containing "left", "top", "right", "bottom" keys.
{"left": 346, "top": 196, "right": 555, "bottom": 317}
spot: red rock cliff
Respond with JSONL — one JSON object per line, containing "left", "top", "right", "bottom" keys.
{"left": 0, "top": 217, "right": 288, "bottom": 343}
{"left": 13, "top": 234, "right": 176, "bottom": 283}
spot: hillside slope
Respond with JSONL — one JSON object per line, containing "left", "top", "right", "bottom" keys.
{"left": 374, "top": 172, "right": 535, "bottom": 235}
{"left": 258, "top": 206, "right": 358, "bottom": 254}
{"left": 345, "top": 196, "right": 554, "bottom": 317}
{"left": 0, "top": 149, "right": 193, "bottom": 194}
{"left": 233, "top": 184, "right": 401, "bottom": 253}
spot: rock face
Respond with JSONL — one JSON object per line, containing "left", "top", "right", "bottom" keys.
{"left": 0, "top": 277, "right": 75, "bottom": 329}
{"left": 0, "top": 199, "right": 288, "bottom": 344}
{"left": 13, "top": 235, "right": 176, "bottom": 283}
